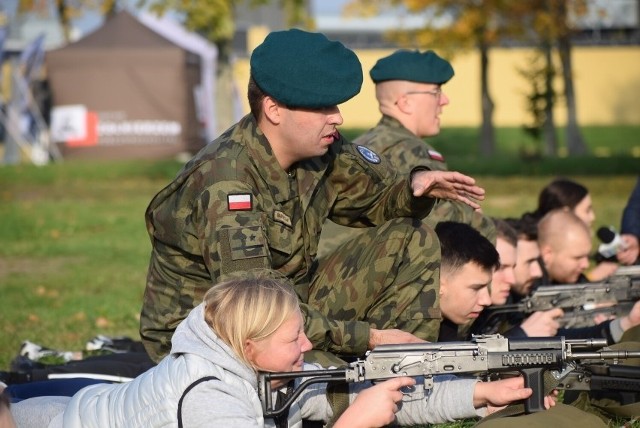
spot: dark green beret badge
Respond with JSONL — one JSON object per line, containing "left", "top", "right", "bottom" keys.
{"left": 250, "top": 29, "right": 363, "bottom": 108}
{"left": 370, "top": 49, "right": 454, "bottom": 84}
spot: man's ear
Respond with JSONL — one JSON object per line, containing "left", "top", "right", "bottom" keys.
{"left": 395, "top": 94, "right": 413, "bottom": 114}
{"left": 439, "top": 276, "right": 448, "bottom": 296}
{"left": 540, "top": 244, "right": 553, "bottom": 266}
{"left": 263, "top": 96, "right": 282, "bottom": 125}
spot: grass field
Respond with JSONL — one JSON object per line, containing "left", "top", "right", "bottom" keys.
{"left": 1, "top": 160, "right": 636, "bottom": 363}
{"left": 0, "top": 127, "right": 639, "bottom": 426}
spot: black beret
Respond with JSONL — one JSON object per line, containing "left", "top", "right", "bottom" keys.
{"left": 250, "top": 29, "right": 363, "bottom": 108}
{"left": 370, "top": 49, "right": 454, "bottom": 84}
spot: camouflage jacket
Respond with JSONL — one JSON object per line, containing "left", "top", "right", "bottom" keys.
{"left": 354, "top": 115, "right": 448, "bottom": 172}
{"left": 353, "top": 115, "right": 497, "bottom": 244}
{"left": 141, "top": 114, "right": 435, "bottom": 360}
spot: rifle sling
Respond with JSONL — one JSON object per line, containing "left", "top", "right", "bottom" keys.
{"left": 325, "top": 382, "right": 350, "bottom": 428}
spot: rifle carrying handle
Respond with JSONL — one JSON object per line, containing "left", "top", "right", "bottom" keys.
{"left": 520, "top": 368, "right": 546, "bottom": 413}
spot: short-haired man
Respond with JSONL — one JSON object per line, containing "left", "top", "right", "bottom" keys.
{"left": 468, "top": 218, "right": 519, "bottom": 337}
{"left": 489, "top": 218, "right": 518, "bottom": 306}
{"left": 536, "top": 209, "right": 592, "bottom": 285}
{"left": 140, "top": 29, "right": 485, "bottom": 362}
{"left": 502, "top": 215, "right": 565, "bottom": 337}
{"left": 434, "top": 221, "right": 498, "bottom": 341}
{"left": 355, "top": 50, "right": 496, "bottom": 242}
{"left": 319, "top": 50, "right": 495, "bottom": 257}
{"left": 506, "top": 215, "right": 544, "bottom": 298}
{"left": 482, "top": 212, "right": 640, "bottom": 342}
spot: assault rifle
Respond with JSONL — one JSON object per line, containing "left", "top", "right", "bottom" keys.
{"left": 483, "top": 267, "right": 640, "bottom": 328}
{"left": 258, "top": 334, "right": 640, "bottom": 417}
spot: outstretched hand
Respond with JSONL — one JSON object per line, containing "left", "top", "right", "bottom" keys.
{"left": 334, "top": 377, "right": 416, "bottom": 428}
{"left": 411, "top": 170, "right": 485, "bottom": 210}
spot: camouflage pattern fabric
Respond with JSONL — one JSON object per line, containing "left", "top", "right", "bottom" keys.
{"left": 354, "top": 115, "right": 450, "bottom": 173}
{"left": 140, "top": 114, "right": 436, "bottom": 362}
{"left": 474, "top": 403, "right": 608, "bottom": 428}
{"left": 355, "top": 115, "right": 497, "bottom": 244}
{"left": 309, "top": 217, "right": 442, "bottom": 344}
{"left": 319, "top": 115, "right": 496, "bottom": 257}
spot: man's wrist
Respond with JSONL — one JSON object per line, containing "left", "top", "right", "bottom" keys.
{"left": 368, "top": 328, "right": 379, "bottom": 350}
{"left": 409, "top": 166, "right": 431, "bottom": 184}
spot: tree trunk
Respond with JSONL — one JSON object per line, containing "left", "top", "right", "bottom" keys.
{"left": 558, "top": 24, "right": 587, "bottom": 155}
{"left": 543, "top": 43, "right": 558, "bottom": 156}
{"left": 214, "top": 39, "right": 237, "bottom": 135}
{"left": 479, "top": 42, "right": 495, "bottom": 157}
{"left": 56, "top": 0, "right": 72, "bottom": 43}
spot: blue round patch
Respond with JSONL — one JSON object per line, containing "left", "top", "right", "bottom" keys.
{"left": 356, "top": 145, "right": 381, "bottom": 164}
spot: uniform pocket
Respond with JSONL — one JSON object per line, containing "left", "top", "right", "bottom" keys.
{"left": 266, "top": 217, "right": 293, "bottom": 258}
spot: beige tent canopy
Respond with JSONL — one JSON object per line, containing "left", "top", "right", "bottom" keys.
{"left": 47, "top": 10, "right": 212, "bottom": 159}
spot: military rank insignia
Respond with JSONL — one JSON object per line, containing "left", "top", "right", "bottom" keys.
{"left": 428, "top": 149, "right": 445, "bottom": 162}
{"left": 227, "top": 193, "right": 252, "bottom": 211}
{"left": 356, "top": 145, "right": 381, "bottom": 164}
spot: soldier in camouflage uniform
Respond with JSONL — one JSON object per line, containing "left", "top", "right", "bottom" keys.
{"left": 140, "top": 29, "right": 486, "bottom": 362}
{"left": 323, "top": 50, "right": 496, "bottom": 250}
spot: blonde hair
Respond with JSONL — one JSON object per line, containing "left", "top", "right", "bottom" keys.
{"left": 203, "top": 272, "right": 301, "bottom": 370}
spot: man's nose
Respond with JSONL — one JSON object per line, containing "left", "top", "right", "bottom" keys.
{"left": 329, "top": 112, "right": 343, "bottom": 126}
{"left": 531, "top": 260, "right": 543, "bottom": 279}
{"left": 478, "top": 287, "right": 492, "bottom": 307}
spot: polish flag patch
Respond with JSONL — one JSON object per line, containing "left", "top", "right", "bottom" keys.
{"left": 227, "top": 194, "right": 252, "bottom": 211}
{"left": 428, "top": 149, "right": 445, "bottom": 162}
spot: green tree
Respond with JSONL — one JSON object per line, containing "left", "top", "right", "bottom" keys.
{"left": 346, "top": 0, "right": 591, "bottom": 157}
{"left": 518, "top": 47, "right": 558, "bottom": 157}
{"left": 145, "top": 0, "right": 312, "bottom": 134}
{"left": 550, "top": 0, "right": 588, "bottom": 155}
{"left": 516, "top": 0, "right": 559, "bottom": 157}
{"left": 515, "top": 0, "right": 589, "bottom": 156}
{"left": 17, "top": 0, "right": 117, "bottom": 43}
{"left": 345, "top": 0, "right": 528, "bottom": 157}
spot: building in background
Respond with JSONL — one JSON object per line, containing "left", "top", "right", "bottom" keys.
{"left": 2, "top": 0, "right": 639, "bottom": 163}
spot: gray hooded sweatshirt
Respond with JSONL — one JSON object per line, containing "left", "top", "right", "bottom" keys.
{"left": 15, "top": 303, "right": 482, "bottom": 427}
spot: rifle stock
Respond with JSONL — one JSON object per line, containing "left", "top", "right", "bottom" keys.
{"left": 258, "top": 334, "right": 640, "bottom": 418}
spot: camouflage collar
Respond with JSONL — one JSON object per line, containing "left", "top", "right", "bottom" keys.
{"left": 379, "top": 114, "right": 414, "bottom": 137}
{"left": 241, "top": 115, "right": 332, "bottom": 207}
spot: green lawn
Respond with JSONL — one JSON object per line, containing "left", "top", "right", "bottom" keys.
{"left": 1, "top": 159, "right": 636, "bottom": 364}
{"left": 0, "top": 128, "right": 639, "bottom": 427}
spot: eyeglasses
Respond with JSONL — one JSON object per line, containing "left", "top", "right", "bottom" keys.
{"left": 405, "top": 88, "right": 442, "bottom": 98}
{"left": 395, "top": 88, "right": 443, "bottom": 105}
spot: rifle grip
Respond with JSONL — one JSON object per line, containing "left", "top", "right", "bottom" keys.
{"left": 520, "top": 368, "right": 546, "bottom": 414}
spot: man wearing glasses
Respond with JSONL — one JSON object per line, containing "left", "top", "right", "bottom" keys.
{"left": 349, "top": 50, "right": 496, "bottom": 244}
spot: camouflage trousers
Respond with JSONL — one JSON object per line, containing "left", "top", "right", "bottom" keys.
{"left": 423, "top": 199, "right": 497, "bottom": 245}
{"left": 308, "top": 217, "right": 442, "bottom": 346}
{"left": 474, "top": 403, "right": 609, "bottom": 428}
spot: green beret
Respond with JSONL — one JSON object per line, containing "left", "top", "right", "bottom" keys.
{"left": 370, "top": 49, "right": 454, "bottom": 84}
{"left": 250, "top": 29, "right": 363, "bottom": 108}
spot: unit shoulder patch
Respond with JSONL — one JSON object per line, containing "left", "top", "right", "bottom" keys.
{"left": 356, "top": 145, "right": 381, "bottom": 164}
